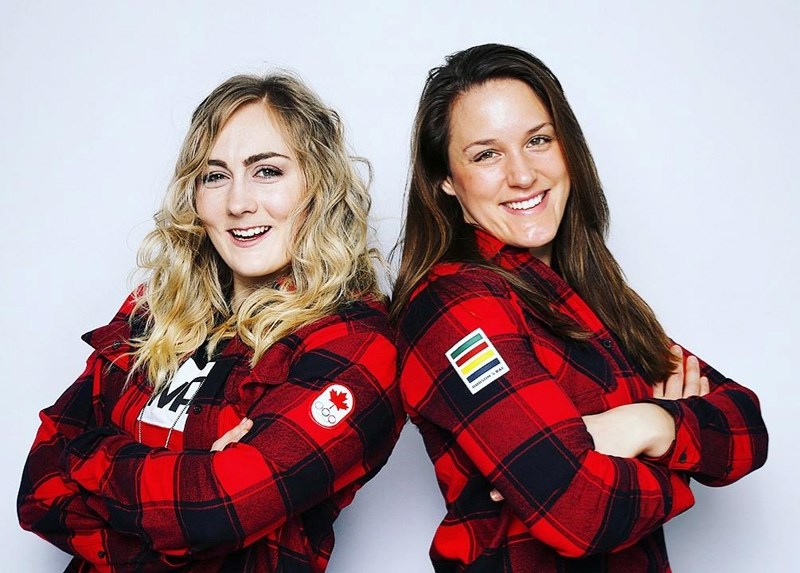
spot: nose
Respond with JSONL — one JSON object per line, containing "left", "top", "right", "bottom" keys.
{"left": 506, "top": 153, "right": 535, "bottom": 189}
{"left": 226, "top": 178, "right": 258, "bottom": 216}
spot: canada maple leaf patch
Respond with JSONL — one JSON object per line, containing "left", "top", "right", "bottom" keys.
{"left": 329, "top": 388, "right": 350, "bottom": 411}
{"left": 310, "top": 384, "right": 354, "bottom": 428}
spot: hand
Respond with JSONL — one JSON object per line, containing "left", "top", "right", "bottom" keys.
{"left": 582, "top": 403, "right": 675, "bottom": 458}
{"left": 211, "top": 417, "right": 253, "bottom": 451}
{"left": 489, "top": 346, "right": 710, "bottom": 503}
{"left": 653, "top": 345, "right": 710, "bottom": 399}
{"left": 490, "top": 403, "right": 675, "bottom": 503}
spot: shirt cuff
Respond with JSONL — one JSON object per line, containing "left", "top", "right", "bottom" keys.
{"left": 643, "top": 398, "right": 702, "bottom": 472}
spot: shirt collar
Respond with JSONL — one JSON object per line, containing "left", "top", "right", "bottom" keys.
{"left": 473, "top": 226, "right": 508, "bottom": 260}
{"left": 473, "top": 227, "right": 559, "bottom": 277}
{"left": 473, "top": 227, "right": 616, "bottom": 335}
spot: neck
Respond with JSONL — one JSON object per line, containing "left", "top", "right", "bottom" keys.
{"left": 529, "top": 245, "right": 552, "bottom": 267}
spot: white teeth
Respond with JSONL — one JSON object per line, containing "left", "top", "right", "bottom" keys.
{"left": 231, "top": 226, "right": 270, "bottom": 239}
{"left": 506, "top": 193, "right": 545, "bottom": 211}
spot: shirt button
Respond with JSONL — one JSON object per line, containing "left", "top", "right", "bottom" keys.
{"left": 97, "top": 551, "right": 106, "bottom": 559}
{"left": 601, "top": 339, "right": 612, "bottom": 349}
{"left": 679, "top": 452, "right": 687, "bottom": 463}
{"left": 111, "top": 340, "right": 121, "bottom": 350}
{"left": 192, "top": 405, "right": 203, "bottom": 414}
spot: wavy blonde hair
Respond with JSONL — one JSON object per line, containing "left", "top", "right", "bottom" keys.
{"left": 131, "top": 73, "right": 382, "bottom": 391}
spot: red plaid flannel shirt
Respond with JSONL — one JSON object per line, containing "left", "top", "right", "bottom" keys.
{"left": 396, "top": 229, "right": 767, "bottom": 572}
{"left": 18, "top": 293, "right": 404, "bottom": 572}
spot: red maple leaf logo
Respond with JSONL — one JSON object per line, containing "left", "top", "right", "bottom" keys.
{"left": 329, "top": 388, "right": 350, "bottom": 411}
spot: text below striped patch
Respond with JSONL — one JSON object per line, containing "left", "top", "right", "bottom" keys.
{"left": 446, "top": 328, "right": 509, "bottom": 394}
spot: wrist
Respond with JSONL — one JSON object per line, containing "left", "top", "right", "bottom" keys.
{"left": 640, "top": 403, "right": 676, "bottom": 458}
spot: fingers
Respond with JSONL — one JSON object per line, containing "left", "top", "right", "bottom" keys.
{"left": 655, "top": 345, "right": 710, "bottom": 400}
{"left": 663, "top": 345, "right": 684, "bottom": 400}
{"left": 489, "top": 489, "right": 504, "bottom": 502}
{"left": 211, "top": 417, "right": 252, "bottom": 451}
{"left": 699, "top": 375, "right": 710, "bottom": 396}
{"left": 682, "top": 355, "right": 701, "bottom": 398}
{"left": 237, "top": 417, "right": 253, "bottom": 436}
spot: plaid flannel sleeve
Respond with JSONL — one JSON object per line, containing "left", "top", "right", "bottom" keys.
{"left": 399, "top": 272, "right": 695, "bottom": 558}
{"left": 61, "top": 322, "right": 400, "bottom": 558}
{"left": 18, "top": 354, "right": 170, "bottom": 571}
{"left": 647, "top": 347, "right": 768, "bottom": 486}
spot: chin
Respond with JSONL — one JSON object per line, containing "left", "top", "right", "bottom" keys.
{"left": 522, "top": 229, "right": 558, "bottom": 247}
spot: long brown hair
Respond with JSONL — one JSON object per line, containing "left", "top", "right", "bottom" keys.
{"left": 391, "top": 43, "right": 673, "bottom": 383}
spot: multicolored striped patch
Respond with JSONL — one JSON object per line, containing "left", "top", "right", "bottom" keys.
{"left": 446, "top": 328, "right": 510, "bottom": 394}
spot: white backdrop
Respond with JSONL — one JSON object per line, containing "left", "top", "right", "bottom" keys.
{"left": 1, "top": 1, "right": 796, "bottom": 571}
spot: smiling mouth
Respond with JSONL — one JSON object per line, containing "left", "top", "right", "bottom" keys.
{"left": 504, "top": 191, "right": 547, "bottom": 211}
{"left": 230, "top": 226, "right": 271, "bottom": 241}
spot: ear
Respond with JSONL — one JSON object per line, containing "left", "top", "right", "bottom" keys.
{"left": 441, "top": 176, "right": 457, "bottom": 197}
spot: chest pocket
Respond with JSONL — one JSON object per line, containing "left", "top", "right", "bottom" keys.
{"left": 563, "top": 338, "right": 617, "bottom": 390}
{"left": 524, "top": 314, "right": 618, "bottom": 413}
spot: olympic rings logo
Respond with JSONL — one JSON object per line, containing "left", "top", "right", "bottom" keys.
{"left": 314, "top": 400, "right": 338, "bottom": 425}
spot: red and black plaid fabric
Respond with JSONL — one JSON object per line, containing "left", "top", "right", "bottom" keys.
{"left": 396, "top": 229, "right": 767, "bottom": 572}
{"left": 19, "top": 293, "right": 404, "bottom": 572}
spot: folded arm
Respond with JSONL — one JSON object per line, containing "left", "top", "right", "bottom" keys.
{"left": 18, "top": 353, "right": 170, "bottom": 569}
{"left": 399, "top": 271, "right": 695, "bottom": 558}
{"left": 645, "top": 345, "right": 768, "bottom": 485}
{"left": 62, "top": 325, "right": 401, "bottom": 558}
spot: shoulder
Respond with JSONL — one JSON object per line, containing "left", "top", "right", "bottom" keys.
{"left": 335, "top": 295, "right": 392, "bottom": 335}
{"left": 271, "top": 297, "right": 397, "bottom": 389}
{"left": 397, "top": 262, "right": 527, "bottom": 353}
{"left": 400, "top": 262, "right": 514, "bottom": 323}
{"left": 295, "top": 295, "right": 392, "bottom": 343}
{"left": 231, "top": 296, "right": 397, "bottom": 404}
{"left": 79, "top": 289, "right": 145, "bottom": 370}
{"left": 415, "top": 262, "right": 512, "bottom": 299}
{"left": 258, "top": 296, "right": 395, "bottom": 370}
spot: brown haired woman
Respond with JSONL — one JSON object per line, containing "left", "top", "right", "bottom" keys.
{"left": 18, "top": 73, "right": 403, "bottom": 572}
{"left": 392, "top": 43, "right": 767, "bottom": 572}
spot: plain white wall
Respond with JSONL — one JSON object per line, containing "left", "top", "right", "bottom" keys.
{"left": 1, "top": 1, "right": 796, "bottom": 571}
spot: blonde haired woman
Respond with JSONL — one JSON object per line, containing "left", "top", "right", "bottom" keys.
{"left": 18, "top": 73, "right": 403, "bottom": 572}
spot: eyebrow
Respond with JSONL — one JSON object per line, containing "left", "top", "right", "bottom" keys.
{"left": 207, "top": 152, "right": 291, "bottom": 169}
{"left": 243, "top": 152, "right": 290, "bottom": 167}
{"left": 461, "top": 122, "right": 553, "bottom": 153}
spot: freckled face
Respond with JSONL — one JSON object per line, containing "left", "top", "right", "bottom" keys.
{"left": 196, "top": 103, "right": 304, "bottom": 299}
{"left": 442, "top": 79, "right": 570, "bottom": 265}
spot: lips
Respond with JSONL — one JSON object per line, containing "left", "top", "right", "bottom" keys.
{"left": 229, "top": 225, "right": 271, "bottom": 241}
{"left": 503, "top": 190, "right": 547, "bottom": 211}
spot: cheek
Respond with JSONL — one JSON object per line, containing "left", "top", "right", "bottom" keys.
{"left": 453, "top": 172, "right": 495, "bottom": 209}
{"left": 548, "top": 146, "right": 570, "bottom": 187}
{"left": 194, "top": 190, "right": 217, "bottom": 225}
{"left": 273, "top": 199, "right": 298, "bottom": 221}
{"left": 271, "top": 185, "right": 305, "bottom": 221}
{"left": 200, "top": 201, "right": 238, "bottom": 238}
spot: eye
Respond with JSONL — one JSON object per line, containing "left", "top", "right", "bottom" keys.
{"left": 202, "top": 171, "right": 228, "bottom": 188}
{"left": 473, "top": 150, "right": 498, "bottom": 162}
{"left": 255, "top": 166, "right": 283, "bottom": 179}
{"left": 527, "top": 135, "right": 553, "bottom": 149}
